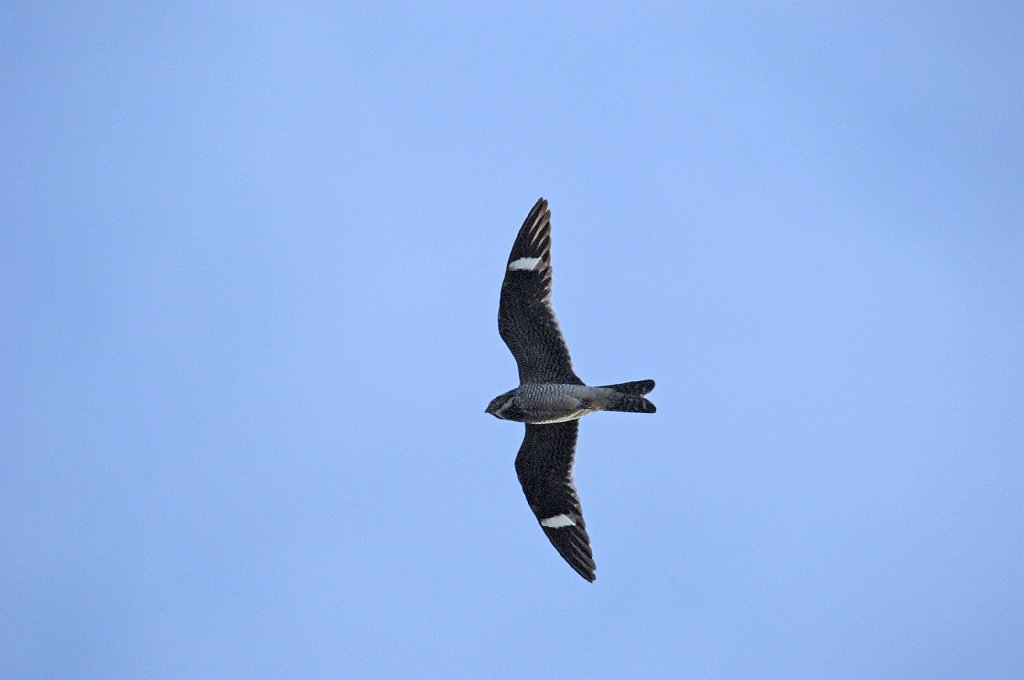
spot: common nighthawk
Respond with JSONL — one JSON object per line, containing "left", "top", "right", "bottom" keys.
{"left": 486, "top": 197, "right": 656, "bottom": 582}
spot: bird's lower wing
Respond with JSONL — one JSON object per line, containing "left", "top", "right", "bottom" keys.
{"left": 514, "top": 420, "right": 595, "bottom": 581}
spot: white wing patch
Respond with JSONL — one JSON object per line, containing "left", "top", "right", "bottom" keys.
{"left": 540, "top": 514, "right": 576, "bottom": 528}
{"left": 508, "top": 256, "right": 542, "bottom": 271}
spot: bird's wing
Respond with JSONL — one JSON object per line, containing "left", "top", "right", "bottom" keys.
{"left": 498, "top": 198, "right": 584, "bottom": 385}
{"left": 514, "top": 421, "right": 595, "bottom": 582}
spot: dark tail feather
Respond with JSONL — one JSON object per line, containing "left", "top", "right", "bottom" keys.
{"left": 601, "top": 379, "right": 655, "bottom": 396}
{"left": 600, "top": 379, "right": 656, "bottom": 414}
{"left": 609, "top": 395, "right": 656, "bottom": 413}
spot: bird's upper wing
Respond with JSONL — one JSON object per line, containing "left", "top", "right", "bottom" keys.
{"left": 514, "top": 420, "right": 596, "bottom": 582}
{"left": 498, "top": 198, "right": 584, "bottom": 385}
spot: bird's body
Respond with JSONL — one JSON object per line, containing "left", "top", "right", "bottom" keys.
{"left": 487, "top": 382, "right": 656, "bottom": 424}
{"left": 487, "top": 197, "right": 656, "bottom": 582}
{"left": 487, "top": 383, "right": 598, "bottom": 423}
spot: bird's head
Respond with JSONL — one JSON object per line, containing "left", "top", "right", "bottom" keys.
{"left": 485, "top": 390, "right": 521, "bottom": 420}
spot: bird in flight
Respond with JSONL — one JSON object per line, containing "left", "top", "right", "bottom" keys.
{"left": 486, "top": 197, "right": 656, "bottom": 582}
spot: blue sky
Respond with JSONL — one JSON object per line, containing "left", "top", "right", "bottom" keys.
{"left": 2, "top": 3, "right": 1022, "bottom": 678}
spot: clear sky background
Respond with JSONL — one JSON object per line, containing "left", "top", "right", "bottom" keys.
{"left": 2, "top": 3, "right": 1022, "bottom": 679}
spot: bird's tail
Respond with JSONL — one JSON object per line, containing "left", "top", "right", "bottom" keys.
{"left": 600, "top": 379, "right": 656, "bottom": 413}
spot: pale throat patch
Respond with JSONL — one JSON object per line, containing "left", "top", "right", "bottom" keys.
{"left": 540, "top": 514, "right": 576, "bottom": 528}
{"left": 508, "top": 256, "right": 542, "bottom": 271}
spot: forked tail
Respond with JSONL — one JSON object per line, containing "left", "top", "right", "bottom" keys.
{"left": 601, "top": 379, "right": 656, "bottom": 413}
